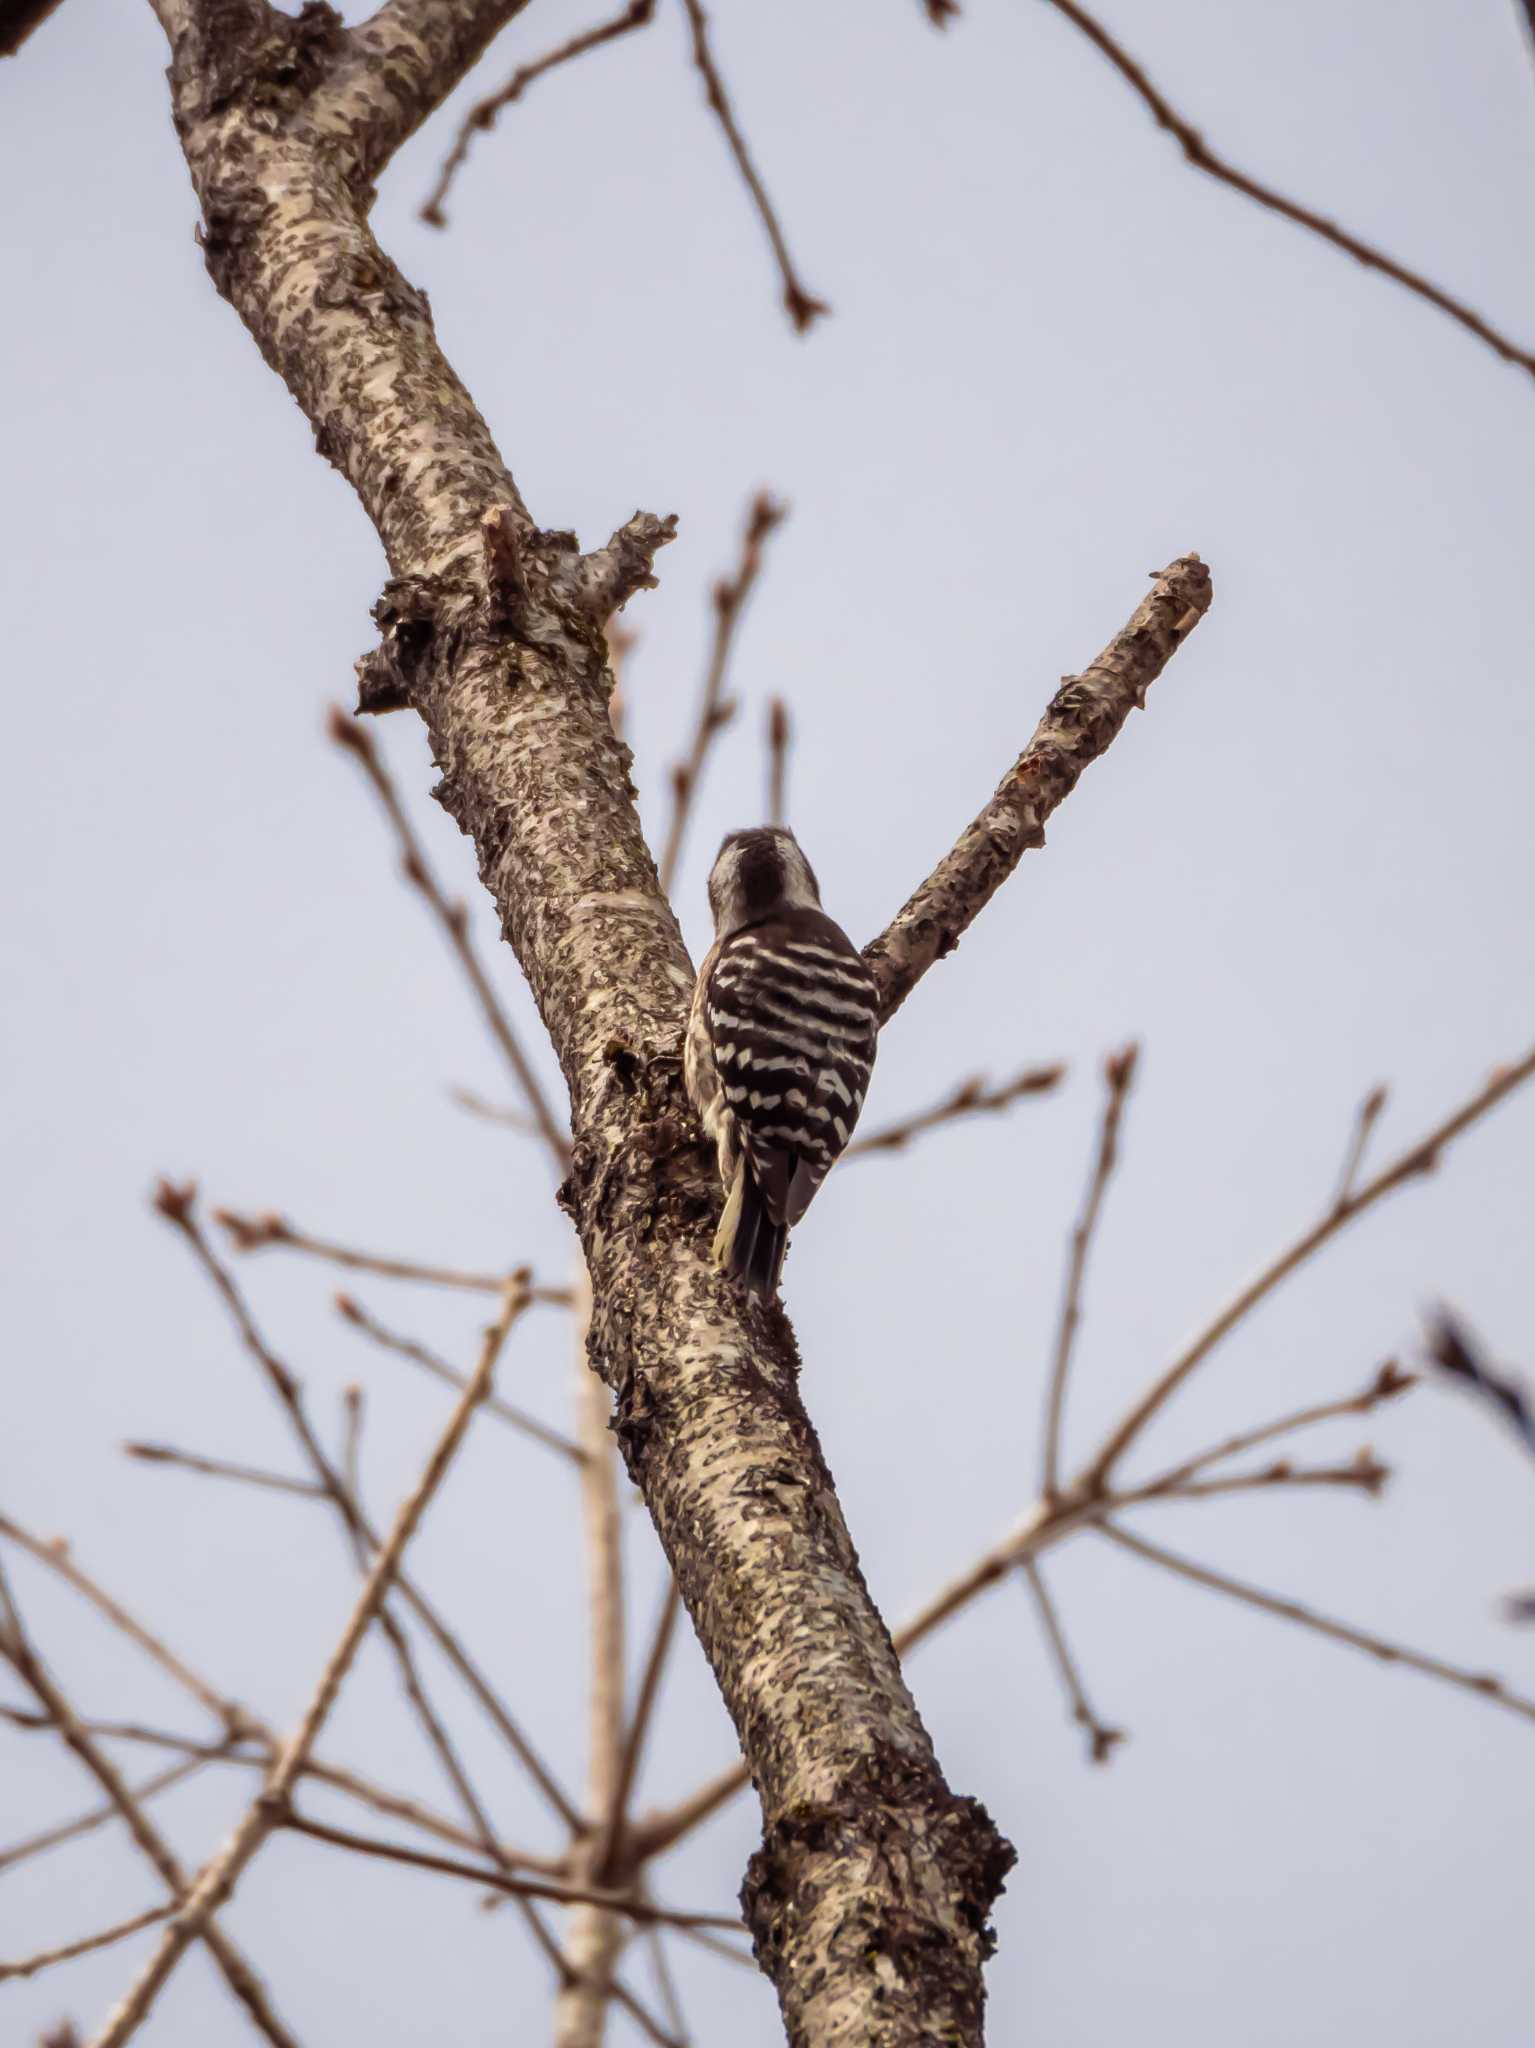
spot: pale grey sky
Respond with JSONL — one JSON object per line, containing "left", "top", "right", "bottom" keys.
{"left": 3, "top": 2, "right": 1534, "bottom": 2043}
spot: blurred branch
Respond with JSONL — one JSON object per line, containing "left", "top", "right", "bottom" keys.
{"left": 327, "top": 709, "right": 570, "bottom": 1170}
{"left": 764, "top": 696, "right": 790, "bottom": 826}
{"left": 123, "top": 1442, "right": 324, "bottom": 1500}
{"left": 1042, "top": 1044, "right": 1138, "bottom": 1496}
{"left": 658, "top": 492, "right": 785, "bottom": 896}
{"left": 1086, "top": 1046, "right": 1535, "bottom": 1484}
{"left": 341, "top": 1385, "right": 364, "bottom": 1503}
{"left": 1331, "top": 1083, "right": 1386, "bottom": 1212}
{"left": 0, "top": 1754, "right": 209, "bottom": 1876}
{"left": 1424, "top": 1308, "right": 1535, "bottom": 1455}
{"left": 678, "top": 0, "right": 828, "bottom": 333}
{"left": 213, "top": 1205, "right": 569, "bottom": 1300}
{"left": 336, "top": 1292, "right": 584, "bottom": 1461}
{"left": 1096, "top": 1520, "right": 1535, "bottom": 1720}
{"left": 557, "top": 1274, "right": 627, "bottom": 2045}
{"left": 0, "top": 1563, "right": 300, "bottom": 2048}
{"left": 596, "top": 1579, "right": 682, "bottom": 1882}
{"left": 280, "top": 1811, "right": 742, "bottom": 1931}
{"left": 422, "top": 1, "right": 657, "bottom": 227}
{"left": 1019, "top": 1556, "right": 1124, "bottom": 1763}
{"left": 864, "top": 555, "right": 1212, "bottom": 1022}
{"left": 91, "top": 1287, "right": 524, "bottom": 2047}
{"left": 845, "top": 1062, "right": 1065, "bottom": 1159}
{"left": 159, "top": 1189, "right": 582, "bottom": 1835}
{"left": 1, "top": 1905, "right": 175, "bottom": 1984}
{"left": 1140, "top": 1360, "right": 1415, "bottom": 1493}
{"left": 450, "top": 1086, "right": 537, "bottom": 1133}
{"left": 1043, "top": 0, "right": 1535, "bottom": 382}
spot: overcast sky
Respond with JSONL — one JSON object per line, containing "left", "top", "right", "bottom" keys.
{"left": 4, "top": 2, "right": 1535, "bottom": 2043}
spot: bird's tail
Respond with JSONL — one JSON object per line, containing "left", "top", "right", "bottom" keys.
{"left": 712, "top": 1156, "right": 787, "bottom": 1298}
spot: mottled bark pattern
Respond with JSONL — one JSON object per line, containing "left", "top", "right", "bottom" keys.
{"left": 158, "top": 6, "right": 1014, "bottom": 2042}
{"left": 865, "top": 555, "right": 1212, "bottom": 1023}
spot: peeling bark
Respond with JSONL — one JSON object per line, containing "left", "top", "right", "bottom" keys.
{"left": 143, "top": 6, "right": 1209, "bottom": 2039}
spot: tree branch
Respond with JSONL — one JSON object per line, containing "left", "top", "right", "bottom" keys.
{"left": 89, "top": 1286, "right": 524, "bottom": 2047}
{"left": 863, "top": 555, "right": 1212, "bottom": 1021}
{"left": 1043, "top": 0, "right": 1535, "bottom": 381}
{"left": 1042, "top": 1044, "right": 1138, "bottom": 1496}
{"left": 844, "top": 1062, "right": 1065, "bottom": 1159}
{"left": 0, "top": 1565, "right": 301, "bottom": 2048}
{"left": 335, "top": 1291, "right": 585, "bottom": 1461}
{"left": 422, "top": 1, "right": 659, "bottom": 229}
{"left": 677, "top": 0, "right": 828, "bottom": 333}
{"left": 657, "top": 492, "right": 785, "bottom": 897}
{"left": 1086, "top": 1047, "right": 1535, "bottom": 1483}
{"left": 212, "top": 1204, "right": 560, "bottom": 1296}
{"left": 1019, "top": 1556, "right": 1124, "bottom": 1763}
{"left": 1096, "top": 1519, "right": 1535, "bottom": 1721}
{"left": 0, "top": 1905, "right": 177, "bottom": 1985}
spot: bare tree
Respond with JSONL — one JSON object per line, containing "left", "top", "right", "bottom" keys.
{"left": 5, "top": 5, "right": 1534, "bottom": 2047}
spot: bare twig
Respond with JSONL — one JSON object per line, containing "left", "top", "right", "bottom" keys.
{"left": 1097, "top": 1519, "right": 1535, "bottom": 1723}
{"left": 1331, "top": 1084, "right": 1387, "bottom": 1211}
{"left": 0, "top": 1755, "right": 209, "bottom": 1875}
{"left": 1086, "top": 1047, "right": 1535, "bottom": 1484}
{"left": 161, "top": 1190, "right": 582, "bottom": 1834}
{"left": 123, "top": 1442, "right": 324, "bottom": 1501}
{"left": 336, "top": 1292, "right": 584, "bottom": 1461}
{"left": 864, "top": 555, "right": 1212, "bottom": 1021}
{"left": 657, "top": 492, "right": 785, "bottom": 895}
{"left": 845, "top": 1062, "right": 1065, "bottom": 1158}
{"left": 422, "top": 1, "right": 658, "bottom": 227}
{"left": 280, "top": 1811, "right": 741, "bottom": 1932}
{"left": 597, "top": 1579, "right": 682, "bottom": 1881}
{"left": 1019, "top": 1556, "right": 1124, "bottom": 1762}
{"left": 1139, "top": 1360, "right": 1416, "bottom": 1494}
{"left": 451, "top": 1086, "right": 536, "bottom": 1133}
{"left": 557, "top": 1274, "right": 628, "bottom": 2043}
{"left": 1042, "top": 1044, "right": 1138, "bottom": 1496}
{"left": 0, "top": 1564, "right": 300, "bottom": 2048}
{"left": 643, "top": 1922, "right": 691, "bottom": 2042}
{"left": 212, "top": 1205, "right": 521, "bottom": 1293}
{"left": 677, "top": 0, "right": 828, "bottom": 332}
{"left": 1142, "top": 1451, "right": 1390, "bottom": 1503}
{"left": 764, "top": 696, "right": 790, "bottom": 827}
{"left": 90, "top": 1287, "right": 524, "bottom": 2048}
{"left": 341, "top": 1386, "right": 364, "bottom": 1503}
{"left": 1424, "top": 1308, "right": 1535, "bottom": 1455}
{"left": 0, "top": 1904, "right": 177, "bottom": 1984}
{"left": 327, "top": 709, "right": 570, "bottom": 1169}
{"left": 1044, "top": 0, "right": 1535, "bottom": 381}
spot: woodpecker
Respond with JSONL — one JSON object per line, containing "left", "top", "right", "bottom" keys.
{"left": 685, "top": 827, "right": 879, "bottom": 1297}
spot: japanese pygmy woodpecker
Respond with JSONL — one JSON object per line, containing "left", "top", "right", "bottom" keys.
{"left": 685, "top": 828, "right": 879, "bottom": 1297}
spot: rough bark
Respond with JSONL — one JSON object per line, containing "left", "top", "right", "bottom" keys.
{"left": 145, "top": 6, "right": 1208, "bottom": 2038}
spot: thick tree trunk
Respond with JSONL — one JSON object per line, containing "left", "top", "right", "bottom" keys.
{"left": 152, "top": 4, "right": 1016, "bottom": 2040}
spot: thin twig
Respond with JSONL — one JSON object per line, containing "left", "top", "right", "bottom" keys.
{"left": 1019, "top": 1556, "right": 1124, "bottom": 1762}
{"left": 0, "top": 1564, "right": 301, "bottom": 2048}
{"left": 0, "top": 1755, "right": 210, "bottom": 1875}
{"left": 1042, "top": 1044, "right": 1138, "bottom": 1496}
{"left": 212, "top": 1205, "right": 521, "bottom": 1293}
{"left": 845, "top": 1063, "right": 1065, "bottom": 1159}
{"left": 336, "top": 1292, "right": 584, "bottom": 1461}
{"left": 1424, "top": 1308, "right": 1535, "bottom": 1455}
{"left": 280, "top": 1811, "right": 742, "bottom": 1932}
{"left": 1138, "top": 1360, "right": 1416, "bottom": 1494}
{"left": 1097, "top": 1519, "right": 1535, "bottom": 1722}
{"left": 422, "top": 1, "right": 658, "bottom": 228}
{"left": 327, "top": 708, "right": 570, "bottom": 1168}
{"left": 1045, "top": 0, "right": 1535, "bottom": 381}
{"left": 90, "top": 1287, "right": 524, "bottom": 2048}
{"left": 644, "top": 1921, "right": 691, "bottom": 2043}
{"left": 597, "top": 1579, "right": 681, "bottom": 1880}
{"left": 764, "top": 696, "right": 790, "bottom": 827}
{"left": 1331, "top": 1084, "right": 1387, "bottom": 1212}
{"left": 557, "top": 1272, "right": 628, "bottom": 2040}
{"left": 341, "top": 1385, "right": 364, "bottom": 1503}
{"left": 1140, "top": 1452, "right": 1390, "bottom": 1504}
{"left": 657, "top": 492, "right": 785, "bottom": 896}
{"left": 122, "top": 1442, "right": 324, "bottom": 1500}
{"left": 161, "top": 1188, "right": 582, "bottom": 1834}
{"left": 677, "top": 0, "right": 828, "bottom": 332}
{"left": 0, "top": 1904, "right": 177, "bottom": 1984}
{"left": 450, "top": 1086, "right": 536, "bottom": 1133}
{"left": 1086, "top": 1047, "right": 1535, "bottom": 1484}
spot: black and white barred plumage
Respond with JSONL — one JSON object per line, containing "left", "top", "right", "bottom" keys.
{"left": 685, "top": 828, "right": 879, "bottom": 1297}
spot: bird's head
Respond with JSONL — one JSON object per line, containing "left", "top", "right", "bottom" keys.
{"left": 706, "top": 827, "right": 821, "bottom": 936}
